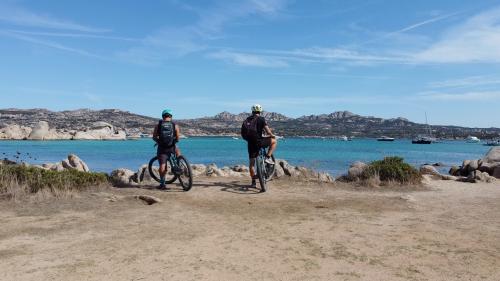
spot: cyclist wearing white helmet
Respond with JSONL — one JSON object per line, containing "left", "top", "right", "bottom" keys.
{"left": 153, "top": 108, "right": 182, "bottom": 189}
{"left": 241, "top": 104, "right": 278, "bottom": 188}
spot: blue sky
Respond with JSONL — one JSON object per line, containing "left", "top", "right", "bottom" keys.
{"left": 1, "top": 0, "right": 500, "bottom": 127}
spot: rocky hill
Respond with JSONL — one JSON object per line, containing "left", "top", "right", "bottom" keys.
{"left": 1, "top": 108, "right": 499, "bottom": 139}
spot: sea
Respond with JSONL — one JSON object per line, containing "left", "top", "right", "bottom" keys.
{"left": 0, "top": 138, "right": 491, "bottom": 176}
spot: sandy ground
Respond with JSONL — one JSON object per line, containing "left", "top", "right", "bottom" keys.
{"left": 0, "top": 177, "right": 499, "bottom": 281}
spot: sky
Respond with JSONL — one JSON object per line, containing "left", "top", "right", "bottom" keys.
{"left": 1, "top": 0, "right": 500, "bottom": 127}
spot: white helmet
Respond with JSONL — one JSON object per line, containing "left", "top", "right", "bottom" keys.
{"left": 251, "top": 104, "right": 263, "bottom": 112}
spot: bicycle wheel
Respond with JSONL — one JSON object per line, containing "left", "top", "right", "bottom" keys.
{"left": 148, "top": 156, "right": 176, "bottom": 184}
{"left": 264, "top": 155, "right": 276, "bottom": 181}
{"left": 176, "top": 156, "right": 193, "bottom": 191}
{"left": 256, "top": 155, "right": 266, "bottom": 192}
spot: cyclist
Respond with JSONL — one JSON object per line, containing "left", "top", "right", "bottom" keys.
{"left": 153, "top": 109, "right": 181, "bottom": 189}
{"left": 241, "top": 104, "right": 277, "bottom": 188}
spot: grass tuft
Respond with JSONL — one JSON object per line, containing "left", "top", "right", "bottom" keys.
{"left": 0, "top": 164, "right": 109, "bottom": 200}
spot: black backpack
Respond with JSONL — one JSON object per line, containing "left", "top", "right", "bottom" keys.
{"left": 158, "top": 120, "right": 175, "bottom": 147}
{"left": 241, "top": 116, "right": 260, "bottom": 141}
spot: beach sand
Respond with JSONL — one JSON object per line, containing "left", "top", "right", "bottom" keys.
{"left": 0, "top": 177, "right": 499, "bottom": 281}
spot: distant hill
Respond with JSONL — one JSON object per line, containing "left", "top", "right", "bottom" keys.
{"left": 1, "top": 108, "right": 499, "bottom": 138}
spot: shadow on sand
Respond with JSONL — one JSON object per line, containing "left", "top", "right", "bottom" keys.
{"left": 193, "top": 181, "right": 263, "bottom": 195}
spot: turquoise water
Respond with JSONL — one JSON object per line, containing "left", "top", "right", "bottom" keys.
{"left": 0, "top": 138, "right": 490, "bottom": 176}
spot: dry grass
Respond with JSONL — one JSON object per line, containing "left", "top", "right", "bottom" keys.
{"left": 0, "top": 164, "right": 109, "bottom": 201}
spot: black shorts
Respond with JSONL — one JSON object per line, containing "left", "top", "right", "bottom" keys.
{"left": 247, "top": 137, "right": 272, "bottom": 159}
{"left": 157, "top": 145, "right": 176, "bottom": 165}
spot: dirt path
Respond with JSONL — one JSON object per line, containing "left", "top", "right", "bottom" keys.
{"left": 0, "top": 178, "right": 499, "bottom": 281}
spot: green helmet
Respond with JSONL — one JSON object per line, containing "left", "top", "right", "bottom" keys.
{"left": 161, "top": 108, "right": 173, "bottom": 117}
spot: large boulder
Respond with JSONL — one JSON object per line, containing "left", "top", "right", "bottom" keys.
{"left": 420, "top": 165, "right": 441, "bottom": 178}
{"left": 348, "top": 161, "right": 368, "bottom": 179}
{"left": 28, "top": 121, "right": 50, "bottom": 140}
{"left": 61, "top": 154, "right": 89, "bottom": 172}
{"left": 41, "top": 154, "right": 90, "bottom": 172}
{"left": 73, "top": 122, "right": 126, "bottom": 140}
{"left": 0, "top": 124, "right": 32, "bottom": 140}
{"left": 482, "top": 147, "right": 500, "bottom": 164}
{"left": 110, "top": 168, "right": 137, "bottom": 187}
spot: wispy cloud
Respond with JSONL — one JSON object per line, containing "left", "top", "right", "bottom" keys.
{"left": 0, "top": 4, "right": 109, "bottom": 33}
{"left": 208, "top": 50, "right": 288, "bottom": 67}
{"left": 117, "top": 0, "right": 289, "bottom": 65}
{"left": 3, "top": 29, "right": 139, "bottom": 41}
{"left": 429, "top": 75, "right": 500, "bottom": 88}
{"left": 414, "top": 6, "right": 500, "bottom": 63}
{"left": 414, "top": 91, "right": 500, "bottom": 101}
{"left": 361, "top": 12, "right": 460, "bottom": 45}
{"left": 1, "top": 30, "right": 107, "bottom": 60}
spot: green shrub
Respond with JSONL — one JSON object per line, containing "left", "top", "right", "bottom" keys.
{"left": 361, "top": 157, "right": 422, "bottom": 185}
{"left": 0, "top": 164, "right": 109, "bottom": 195}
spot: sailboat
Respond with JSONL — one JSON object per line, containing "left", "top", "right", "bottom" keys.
{"left": 412, "top": 112, "right": 435, "bottom": 144}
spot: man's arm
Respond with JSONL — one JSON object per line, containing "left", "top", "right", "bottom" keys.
{"left": 152, "top": 124, "right": 159, "bottom": 143}
{"left": 175, "top": 124, "right": 181, "bottom": 142}
{"left": 264, "top": 125, "right": 275, "bottom": 138}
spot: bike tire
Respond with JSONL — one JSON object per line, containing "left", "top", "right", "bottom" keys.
{"left": 256, "top": 156, "right": 266, "bottom": 193}
{"left": 148, "top": 156, "right": 177, "bottom": 184}
{"left": 176, "top": 155, "right": 193, "bottom": 191}
{"left": 264, "top": 155, "right": 276, "bottom": 182}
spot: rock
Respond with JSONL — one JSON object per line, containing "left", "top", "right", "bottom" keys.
{"left": 420, "top": 165, "right": 441, "bottom": 176}
{"left": 468, "top": 160, "right": 479, "bottom": 172}
{"left": 493, "top": 166, "right": 500, "bottom": 179}
{"left": 279, "top": 160, "right": 300, "bottom": 177}
{"left": 449, "top": 166, "right": 461, "bottom": 176}
{"left": 135, "top": 195, "right": 161, "bottom": 205}
{"left": 110, "top": 168, "right": 136, "bottom": 187}
{"left": 28, "top": 121, "right": 50, "bottom": 140}
{"left": 399, "top": 195, "right": 416, "bottom": 202}
{"left": 191, "top": 164, "right": 207, "bottom": 177}
{"left": 482, "top": 147, "right": 500, "bottom": 164}
{"left": 232, "top": 165, "right": 249, "bottom": 173}
{"left": 0, "top": 124, "right": 31, "bottom": 140}
{"left": 60, "top": 154, "right": 90, "bottom": 172}
{"left": 51, "top": 163, "right": 65, "bottom": 172}
{"left": 318, "top": 172, "right": 335, "bottom": 183}
{"left": 221, "top": 166, "right": 243, "bottom": 177}
{"left": 274, "top": 162, "right": 285, "bottom": 178}
{"left": 206, "top": 163, "right": 219, "bottom": 177}
{"left": 73, "top": 122, "right": 126, "bottom": 140}
{"left": 441, "top": 175, "right": 458, "bottom": 181}
{"left": 135, "top": 164, "right": 157, "bottom": 184}
{"left": 467, "top": 170, "right": 496, "bottom": 183}
{"left": 348, "top": 161, "right": 368, "bottom": 179}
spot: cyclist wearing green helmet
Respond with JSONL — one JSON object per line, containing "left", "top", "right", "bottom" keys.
{"left": 153, "top": 108, "right": 182, "bottom": 189}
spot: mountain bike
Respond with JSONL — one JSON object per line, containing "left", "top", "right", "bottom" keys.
{"left": 148, "top": 148, "right": 193, "bottom": 191}
{"left": 255, "top": 147, "right": 276, "bottom": 192}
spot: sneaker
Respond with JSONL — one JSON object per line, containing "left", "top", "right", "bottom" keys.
{"left": 251, "top": 180, "right": 257, "bottom": 188}
{"left": 264, "top": 156, "right": 275, "bottom": 165}
{"left": 158, "top": 183, "right": 166, "bottom": 189}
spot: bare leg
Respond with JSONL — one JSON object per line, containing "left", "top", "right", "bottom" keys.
{"left": 175, "top": 147, "right": 181, "bottom": 157}
{"left": 159, "top": 163, "right": 167, "bottom": 179}
{"left": 267, "top": 138, "right": 277, "bottom": 157}
{"left": 249, "top": 158, "right": 256, "bottom": 178}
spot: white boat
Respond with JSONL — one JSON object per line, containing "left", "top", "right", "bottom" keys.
{"left": 232, "top": 137, "right": 239, "bottom": 140}
{"left": 466, "top": 136, "right": 480, "bottom": 143}
{"left": 340, "top": 135, "right": 348, "bottom": 141}
{"left": 377, "top": 136, "right": 395, "bottom": 141}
